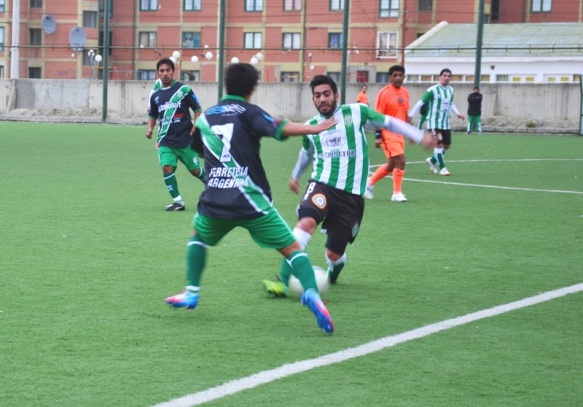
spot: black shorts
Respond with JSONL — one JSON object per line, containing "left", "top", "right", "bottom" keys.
{"left": 297, "top": 180, "right": 364, "bottom": 250}
{"left": 430, "top": 129, "right": 452, "bottom": 146}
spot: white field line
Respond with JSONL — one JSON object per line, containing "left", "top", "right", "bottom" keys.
{"left": 152, "top": 283, "right": 583, "bottom": 407}
{"left": 370, "top": 158, "right": 583, "bottom": 195}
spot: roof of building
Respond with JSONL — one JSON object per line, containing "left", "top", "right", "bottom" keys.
{"left": 405, "top": 22, "right": 583, "bottom": 58}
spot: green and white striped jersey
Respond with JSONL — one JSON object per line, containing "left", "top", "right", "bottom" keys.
{"left": 303, "top": 104, "right": 385, "bottom": 196}
{"left": 421, "top": 84, "right": 456, "bottom": 130}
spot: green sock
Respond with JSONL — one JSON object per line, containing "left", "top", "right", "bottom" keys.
{"left": 164, "top": 172, "right": 180, "bottom": 199}
{"left": 437, "top": 152, "right": 445, "bottom": 169}
{"left": 288, "top": 251, "right": 317, "bottom": 292}
{"left": 186, "top": 236, "right": 207, "bottom": 287}
{"left": 328, "top": 263, "right": 345, "bottom": 284}
{"left": 279, "top": 258, "right": 293, "bottom": 285}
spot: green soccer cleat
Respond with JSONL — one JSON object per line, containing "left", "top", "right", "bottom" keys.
{"left": 261, "top": 279, "right": 288, "bottom": 297}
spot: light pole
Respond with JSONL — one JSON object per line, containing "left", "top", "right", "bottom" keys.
{"left": 88, "top": 49, "right": 102, "bottom": 79}
{"left": 203, "top": 50, "right": 213, "bottom": 82}
{"left": 190, "top": 55, "right": 200, "bottom": 81}
{"left": 250, "top": 52, "right": 263, "bottom": 79}
{"left": 171, "top": 50, "right": 182, "bottom": 79}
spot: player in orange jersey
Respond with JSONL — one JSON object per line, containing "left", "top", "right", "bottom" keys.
{"left": 364, "top": 65, "right": 411, "bottom": 202}
{"left": 356, "top": 84, "right": 369, "bottom": 105}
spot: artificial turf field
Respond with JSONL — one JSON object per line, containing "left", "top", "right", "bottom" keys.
{"left": 1, "top": 122, "right": 582, "bottom": 406}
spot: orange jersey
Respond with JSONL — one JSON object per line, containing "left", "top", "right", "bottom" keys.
{"left": 375, "top": 84, "right": 410, "bottom": 137}
{"left": 375, "top": 84, "right": 410, "bottom": 158}
{"left": 356, "top": 91, "right": 368, "bottom": 105}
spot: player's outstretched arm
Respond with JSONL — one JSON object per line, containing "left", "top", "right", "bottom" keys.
{"left": 282, "top": 117, "right": 336, "bottom": 136}
{"left": 382, "top": 115, "right": 435, "bottom": 150}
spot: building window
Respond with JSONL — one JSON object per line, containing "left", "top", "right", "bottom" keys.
{"left": 30, "top": 0, "right": 42, "bottom": 7}
{"left": 140, "top": 0, "right": 158, "bottom": 11}
{"left": 330, "top": 0, "right": 344, "bottom": 10}
{"left": 99, "top": 0, "right": 113, "bottom": 18}
{"left": 328, "top": 33, "right": 343, "bottom": 49}
{"left": 376, "top": 32, "right": 397, "bottom": 58}
{"left": 182, "top": 70, "right": 200, "bottom": 82}
{"left": 284, "top": 0, "right": 301, "bottom": 11}
{"left": 183, "top": 32, "right": 200, "bottom": 49}
{"left": 545, "top": 75, "right": 572, "bottom": 83}
{"left": 356, "top": 71, "right": 369, "bottom": 83}
{"left": 0, "top": 65, "right": 4, "bottom": 78}
{"left": 99, "top": 30, "right": 113, "bottom": 55}
{"left": 380, "top": 0, "right": 399, "bottom": 17}
{"left": 139, "top": 32, "right": 157, "bottom": 48}
{"left": 531, "top": 0, "right": 551, "bottom": 12}
{"left": 418, "top": 0, "right": 432, "bottom": 11}
{"left": 83, "top": 11, "right": 98, "bottom": 28}
{"left": 244, "top": 32, "right": 262, "bottom": 49}
{"left": 29, "top": 28, "right": 42, "bottom": 46}
{"left": 245, "top": 0, "right": 263, "bottom": 11}
{"left": 29, "top": 67, "right": 41, "bottom": 78}
{"left": 280, "top": 72, "right": 299, "bottom": 82}
{"left": 184, "top": 0, "right": 201, "bottom": 11}
{"left": 138, "top": 70, "right": 157, "bottom": 80}
{"left": 0, "top": 0, "right": 5, "bottom": 13}
{"left": 282, "top": 33, "right": 301, "bottom": 50}
{"left": 0, "top": 27, "right": 4, "bottom": 51}
{"left": 327, "top": 72, "right": 341, "bottom": 82}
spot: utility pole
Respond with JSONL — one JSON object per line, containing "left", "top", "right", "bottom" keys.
{"left": 474, "top": 0, "right": 485, "bottom": 88}
{"left": 217, "top": 0, "right": 226, "bottom": 99}
{"left": 10, "top": 0, "right": 20, "bottom": 78}
{"left": 340, "top": 0, "right": 350, "bottom": 104}
{"left": 101, "top": 0, "right": 110, "bottom": 122}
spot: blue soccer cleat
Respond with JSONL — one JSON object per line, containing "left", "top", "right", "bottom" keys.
{"left": 301, "top": 288, "right": 334, "bottom": 334}
{"left": 165, "top": 290, "right": 199, "bottom": 310}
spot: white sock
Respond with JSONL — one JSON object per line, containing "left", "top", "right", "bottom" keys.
{"left": 293, "top": 227, "right": 312, "bottom": 250}
{"left": 326, "top": 252, "right": 347, "bottom": 268}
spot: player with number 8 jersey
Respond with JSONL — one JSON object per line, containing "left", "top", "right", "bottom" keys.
{"left": 262, "top": 75, "right": 436, "bottom": 296}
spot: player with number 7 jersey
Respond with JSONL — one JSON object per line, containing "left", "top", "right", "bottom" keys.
{"left": 165, "top": 63, "right": 338, "bottom": 334}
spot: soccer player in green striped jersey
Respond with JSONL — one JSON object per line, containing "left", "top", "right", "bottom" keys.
{"left": 146, "top": 58, "right": 206, "bottom": 211}
{"left": 262, "top": 75, "right": 434, "bottom": 294}
{"left": 409, "top": 68, "right": 465, "bottom": 176}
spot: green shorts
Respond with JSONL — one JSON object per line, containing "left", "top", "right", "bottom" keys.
{"left": 158, "top": 146, "right": 202, "bottom": 171}
{"left": 193, "top": 208, "right": 296, "bottom": 249}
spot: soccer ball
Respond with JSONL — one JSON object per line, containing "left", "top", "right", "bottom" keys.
{"left": 288, "top": 266, "right": 330, "bottom": 298}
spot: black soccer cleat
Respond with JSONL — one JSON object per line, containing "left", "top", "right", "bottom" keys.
{"left": 165, "top": 202, "right": 186, "bottom": 211}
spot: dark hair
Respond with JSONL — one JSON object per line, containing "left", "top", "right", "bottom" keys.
{"left": 388, "top": 65, "right": 405, "bottom": 76}
{"left": 310, "top": 75, "right": 338, "bottom": 95}
{"left": 157, "top": 58, "right": 175, "bottom": 71}
{"left": 440, "top": 68, "right": 452, "bottom": 76}
{"left": 473, "top": 86, "right": 479, "bottom": 91}
{"left": 225, "top": 63, "right": 259, "bottom": 97}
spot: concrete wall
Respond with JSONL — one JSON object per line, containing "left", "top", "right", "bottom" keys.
{"left": 0, "top": 79, "right": 580, "bottom": 130}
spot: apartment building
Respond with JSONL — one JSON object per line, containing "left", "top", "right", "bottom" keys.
{"left": 0, "top": 0, "right": 581, "bottom": 82}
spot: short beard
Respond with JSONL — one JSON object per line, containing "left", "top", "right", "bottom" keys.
{"left": 318, "top": 99, "right": 337, "bottom": 117}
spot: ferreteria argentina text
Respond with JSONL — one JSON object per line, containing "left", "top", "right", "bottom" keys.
{"left": 207, "top": 166, "right": 249, "bottom": 188}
